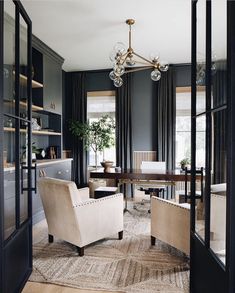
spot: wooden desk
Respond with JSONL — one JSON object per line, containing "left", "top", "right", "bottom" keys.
{"left": 90, "top": 168, "right": 187, "bottom": 181}
{"left": 90, "top": 169, "right": 188, "bottom": 211}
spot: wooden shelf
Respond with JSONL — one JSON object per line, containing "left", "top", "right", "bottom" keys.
{"left": 32, "top": 130, "right": 61, "bottom": 136}
{"left": 20, "top": 101, "right": 43, "bottom": 111}
{"left": 13, "top": 71, "right": 43, "bottom": 88}
{"left": 4, "top": 127, "right": 61, "bottom": 136}
{"left": 176, "top": 86, "right": 205, "bottom": 93}
{"left": 4, "top": 99, "right": 44, "bottom": 111}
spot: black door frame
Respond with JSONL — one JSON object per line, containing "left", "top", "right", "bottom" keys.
{"left": 0, "top": 0, "right": 4, "bottom": 289}
{"left": 191, "top": 0, "right": 235, "bottom": 292}
{"left": 227, "top": 2, "right": 235, "bottom": 293}
{"left": 0, "top": 1, "right": 33, "bottom": 292}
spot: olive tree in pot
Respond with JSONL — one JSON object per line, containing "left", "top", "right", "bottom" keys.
{"left": 70, "top": 115, "right": 115, "bottom": 170}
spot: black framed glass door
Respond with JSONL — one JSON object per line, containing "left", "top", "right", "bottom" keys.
{"left": 190, "top": 0, "right": 229, "bottom": 292}
{"left": 0, "top": 1, "right": 33, "bottom": 292}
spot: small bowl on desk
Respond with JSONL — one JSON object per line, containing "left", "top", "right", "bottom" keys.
{"left": 100, "top": 161, "right": 113, "bottom": 173}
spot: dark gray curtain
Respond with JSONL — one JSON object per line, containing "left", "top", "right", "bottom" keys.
{"left": 212, "top": 61, "right": 227, "bottom": 184}
{"left": 156, "top": 67, "right": 176, "bottom": 170}
{"left": 116, "top": 74, "right": 133, "bottom": 171}
{"left": 116, "top": 74, "right": 133, "bottom": 197}
{"left": 71, "top": 72, "right": 87, "bottom": 187}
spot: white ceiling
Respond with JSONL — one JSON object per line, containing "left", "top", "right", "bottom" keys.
{"left": 4, "top": 0, "right": 226, "bottom": 72}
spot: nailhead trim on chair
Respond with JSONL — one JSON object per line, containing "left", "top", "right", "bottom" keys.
{"left": 74, "top": 193, "right": 123, "bottom": 207}
{"left": 151, "top": 196, "right": 190, "bottom": 210}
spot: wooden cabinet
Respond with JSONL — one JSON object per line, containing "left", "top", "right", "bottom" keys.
{"left": 43, "top": 55, "right": 62, "bottom": 115}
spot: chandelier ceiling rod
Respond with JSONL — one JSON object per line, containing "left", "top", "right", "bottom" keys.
{"left": 109, "top": 19, "right": 169, "bottom": 87}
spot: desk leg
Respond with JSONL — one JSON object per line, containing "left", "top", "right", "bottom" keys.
{"left": 124, "top": 183, "right": 128, "bottom": 212}
{"left": 118, "top": 181, "right": 129, "bottom": 213}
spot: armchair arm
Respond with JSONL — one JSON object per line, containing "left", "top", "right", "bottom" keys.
{"left": 77, "top": 187, "right": 90, "bottom": 201}
{"left": 74, "top": 193, "right": 124, "bottom": 247}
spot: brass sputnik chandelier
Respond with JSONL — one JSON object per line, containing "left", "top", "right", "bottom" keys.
{"left": 109, "top": 19, "right": 169, "bottom": 87}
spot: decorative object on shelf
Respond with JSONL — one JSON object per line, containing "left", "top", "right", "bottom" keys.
{"left": 36, "top": 148, "right": 46, "bottom": 160}
{"left": 50, "top": 102, "right": 56, "bottom": 110}
{"left": 47, "top": 146, "right": 59, "bottom": 159}
{"left": 70, "top": 115, "right": 115, "bottom": 169}
{"left": 32, "top": 117, "right": 41, "bottom": 131}
{"left": 62, "top": 150, "right": 72, "bottom": 159}
{"left": 6, "top": 118, "right": 13, "bottom": 128}
{"left": 20, "top": 112, "right": 28, "bottom": 129}
{"left": 100, "top": 161, "right": 114, "bottom": 173}
{"left": 22, "top": 142, "right": 40, "bottom": 163}
{"left": 180, "top": 157, "right": 191, "bottom": 171}
{"left": 109, "top": 19, "right": 169, "bottom": 87}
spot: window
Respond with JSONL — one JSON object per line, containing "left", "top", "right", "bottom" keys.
{"left": 87, "top": 91, "right": 116, "bottom": 166}
{"left": 175, "top": 87, "right": 206, "bottom": 168}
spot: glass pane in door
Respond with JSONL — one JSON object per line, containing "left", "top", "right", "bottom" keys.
{"left": 210, "top": 109, "right": 227, "bottom": 264}
{"left": 196, "top": 0, "right": 206, "bottom": 115}
{"left": 209, "top": 0, "right": 227, "bottom": 265}
{"left": 3, "top": 10, "right": 15, "bottom": 116}
{"left": 195, "top": 115, "right": 206, "bottom": 239}
{"left": 211, "top": 0, "right": 227, "bottom": 109}
{"left": 19, "top": 14, "right": 29, "bottom": 119}
{"left": 20, "top": 125, "right": 29, "bottom": 224}
{"left": 19, "top": 14, "right": 29, "bottom": 224}
{"left": 3, "top": 116, "right": 16, "bottom": 240}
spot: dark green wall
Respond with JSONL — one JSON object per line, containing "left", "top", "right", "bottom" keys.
{"left": 63, "top": 65, "right": 191, "bottom": 152}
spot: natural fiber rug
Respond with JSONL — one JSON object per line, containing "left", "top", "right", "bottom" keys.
{"left": 30, "top": 204, "right": 189, "bottom": 292}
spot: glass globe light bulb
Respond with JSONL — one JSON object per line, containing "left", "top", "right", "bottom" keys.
{"left": 109, "top": 50, "right": 117, "bottom": 62}
{"left": 109, "top": 71, "right": 117, "bottom": 81}
{"left": 126, "top": 57, "right": 136, "bottom": 67}
{"left": 113, "top": 42, "right": 126, "bottom": 55}
{"left": 114, "top": 77, "right": 123, "bottom": 87}
{"left": 114, "top": 64, "right": 125, "bottom": 76}
{"left": 159, "top": 61, "right": 169, "bottom": 72}
{"left": 151, "top": 69, "right": 161, "bottom": 81}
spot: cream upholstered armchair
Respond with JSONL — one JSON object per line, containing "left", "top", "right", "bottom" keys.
{"left": 38, "top": 177, "right": 124, "bottom": 256}
{"left": 151, "top": 196, "right": 190, "bottom": 255}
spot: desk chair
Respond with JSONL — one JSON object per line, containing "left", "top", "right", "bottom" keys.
{"left": 139, "top": 161, "right": 167, "bottom": 198}
{"left": 135, "top": 161, "right": 168, "bottom": 212}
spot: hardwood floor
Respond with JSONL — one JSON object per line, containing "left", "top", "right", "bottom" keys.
{"left": 22, "top": 220, "right": 122, "bottom": 293}
{"left": 23, "top": 282, "right": 122, "bottom": 293}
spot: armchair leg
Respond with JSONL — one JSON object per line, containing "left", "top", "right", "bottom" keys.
{"left": 118, "top": 231, "right": 123, "bottom": 240}
{"left": 151, "top": 236, "right": 156, "bottom": 246}
{"left": 48, "top": 234, "right": 54, "bottom": 243}
{"left": 77, "top": 246, "right": 84, "bottom": 257}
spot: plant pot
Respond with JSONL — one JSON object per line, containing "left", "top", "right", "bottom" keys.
{"left": 100, "top": 161, "right": 113, "bottom": 173}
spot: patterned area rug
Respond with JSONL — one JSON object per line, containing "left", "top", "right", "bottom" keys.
{"left": 30, "top": 204, "right": 189, "bottom": 292}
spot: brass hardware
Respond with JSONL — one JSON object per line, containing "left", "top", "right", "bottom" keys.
{"left": 126, "top": 19, "right": 135, "bottom": 25}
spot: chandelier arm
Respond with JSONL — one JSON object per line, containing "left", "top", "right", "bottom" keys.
{"left": 134, "top": 60, "right": 154, "bottom": 66}
{"left": 124, "top": 66, "right": 153, "bottom": 74}
{"left": 132, "top": 52, "right": 154, "bottom": 66}
{"left": 120, "top": 52, "right": 129, "bottom": 65}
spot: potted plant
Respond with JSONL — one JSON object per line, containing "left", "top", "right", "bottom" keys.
{"left": 180, "top": 157, "right": 191, "bottom": 171}
{"left": 70, "top": 115, "right": 115, "bottom": 170}
{"left": 22, "top": 142, "right": 40, "bottom": 163}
